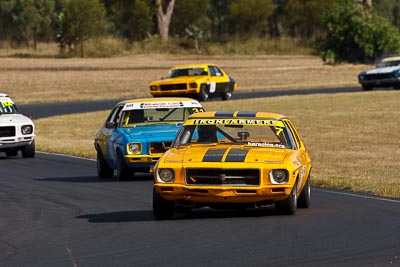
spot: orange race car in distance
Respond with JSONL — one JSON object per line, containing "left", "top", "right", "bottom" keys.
{"left": 153, "top": 111, "right": 312, "bottom": 220}
{"left": 149, "top": 63, "right": 236, "bottom": 101}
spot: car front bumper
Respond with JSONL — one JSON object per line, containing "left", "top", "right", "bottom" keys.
{"left": 154, "top": 184, "right": 293, "bottom": 204}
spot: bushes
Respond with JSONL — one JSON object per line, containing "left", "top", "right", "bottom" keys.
{"left": 318, "top": 0, "right": 400, "bottom": 64}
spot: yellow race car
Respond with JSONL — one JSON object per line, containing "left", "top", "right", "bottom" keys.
{"left": 153, "top": 111, "right": 312, "bottom": 219}
{"left": 149, "top": 63, "right": 236, "bottom": 101}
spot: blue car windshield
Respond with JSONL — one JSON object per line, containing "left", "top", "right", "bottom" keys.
{"left": 120, "top": 107, "right": 202, "bottom": 126}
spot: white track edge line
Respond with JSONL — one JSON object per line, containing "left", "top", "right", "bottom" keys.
{"left": 37, "top": 151, "right": 96, "bottom": 161}
{"left": 313, "top": 188, "right": 400, "bottom": 203}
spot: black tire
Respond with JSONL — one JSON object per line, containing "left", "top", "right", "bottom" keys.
{"left": 393, "top": 84, "right": 400, "bottom": 90}
{"left": 21, "top": 141, "right": 35, "bottom": 158}
{"left": 97, "top": 151, "right": 114, "bottom": 178}
{"left": 198, "top": 84, "right": 209, "bottom": 101}
{"left": 116, "top": 150, "right": 134, "bottom": 181}
{"left": 153, "top": 189, "right": 175, "bottom": 220}
{"left": 297, "top": 176, "right": 311, "bottom": 209}
{"left": 275, "top": 182, "right": 297, "bottom": 215}
{"left": 362, "top": 84, "right": 373, "bottom": 91}
{"left": 5, "top": 148, "right": 18, "bottom": 157}
{"left": 222, "top": 84, "right": 233, "bottom": 101}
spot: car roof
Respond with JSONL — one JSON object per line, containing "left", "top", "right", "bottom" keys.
{"left": 381, "top": 56, "right": 400, "bottom": 62}
{"left": 170, "top": 63, "right": 217, "bottom": 69}
{"left": 0, "top": 93, "right": 10, "bottom": 98}
{"left": 116, "top": 97, "right": 202, "bottom": 106}
{"left": 188, "top": 111, "right": 286, "bottom": 120}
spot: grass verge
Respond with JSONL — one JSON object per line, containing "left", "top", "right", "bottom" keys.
{"left": 35, "top": 90, "right": 400, "bottom": 198}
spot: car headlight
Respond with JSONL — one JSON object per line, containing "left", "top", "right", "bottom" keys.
{"left": 150, "top": 85, "right": 157, "bottom": 91}
{"left": 358, "top": 73, "right": 366, "bottom": 80}
{"left": 270, "top": 169, "right": 289, "bottom": 184}
{"left": 190, "top": 82, "right": 197, "bottom": 88}
{"left": 21, "top": 125, "right": 33, "bottom": 135}
{"left": 126, "top": 143, "right": 141, "bottom": 154}
{"left": 158, "top": 169, "right": 174, "bottom": 183}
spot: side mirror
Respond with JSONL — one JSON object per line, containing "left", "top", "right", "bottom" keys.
{"left": 106, "top": 121, "right": 116, "bottom": 129}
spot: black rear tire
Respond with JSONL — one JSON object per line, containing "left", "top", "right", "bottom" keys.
{"left": 222, "top": 84, "right": 232, "bottom": 101}
{"left": 297, "top": 176, "right": 311, "bottom": 209}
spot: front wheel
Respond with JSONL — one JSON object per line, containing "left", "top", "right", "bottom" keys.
{"left": 198, "top": 84, "right": 209, "bottom": 101}
{"left": 153, "top": 189, "right": 175, "bottom": 220}
{"left": 21, "top": 141, "right": 35, "bottom": 158}
{"left": 116, "top": 150, "right": 134, "bottom": 181}
{"left": 275, "top": 182, "right": 297, "bottom": 215}
{"left": 362, "top": 84, "right": 373, "bottom": 91}
{"left": 5, "top": 148, "right": 18, "bottom": 157}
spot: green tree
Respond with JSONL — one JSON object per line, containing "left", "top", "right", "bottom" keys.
{"left": 59, "top": 0, "right": 106, "bottom": 57}
{"left": 0, "top": 0, "right": 55, "bottom": 49}
{"left": 283, "top": 0, "right": 335, "bottom": 39}
{"left": 319, "top": 0, "right": 400, "bottom": 63}
{"left": 170, "top": 0, "right": 210, "bottom": 38}
{"left": 229, "top": 0, "right": 275, "bottom": 38}
{"left": 207, "top": 0, "right": 230, "bottom": 39}
{"left": 0, "top": 1, "right": 16, "bottom": 40}
{"left": 102, "top": 0, "right": 153, "bottom": 41}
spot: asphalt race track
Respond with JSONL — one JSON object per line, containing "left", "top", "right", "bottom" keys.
{"left": 1, "top": 87, "right": 398, "bottom": 266}
{"left": 19, "top": 86, "right": 362, "bottom": 119}
{"left": 1, "top": 153, "right": 399, "bottom": 267}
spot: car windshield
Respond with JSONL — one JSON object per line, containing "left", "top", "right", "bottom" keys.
{"left": 173, "top": 120, "right": 294, "bottom": 149}
{"left": 0, "top": 98, "right": 20, "bottom": 114}
{"left": 166, "top": 67, "right": 207, "bottom": 78}
{"left": 120, "top": 107, "right": 203, "bottom": 127}
{"left": 377, "top": 60, "right": 400, "bottom": 68}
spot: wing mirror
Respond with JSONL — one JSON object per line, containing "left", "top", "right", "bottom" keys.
{"left": 106, "top": 121, "right": 116, "bottom": 129}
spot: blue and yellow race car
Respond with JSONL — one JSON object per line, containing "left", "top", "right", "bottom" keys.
{"left": 94, "top": 98, "right": 204, "bottom": 180}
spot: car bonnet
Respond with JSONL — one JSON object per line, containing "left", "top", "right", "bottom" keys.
{"left": 0, "top": 113, "right": 34, "bottom": 125}
{"left": 164, "top": 146, "right": 292, "bottom": 164}
{"left": 119, "top": 123, "right": 182, "bottom": 140}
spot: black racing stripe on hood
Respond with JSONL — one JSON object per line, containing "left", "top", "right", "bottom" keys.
{"left": 202, "top": 148, "right": 227, "bottom": 162}
{"left": 215, "top": 111, "right": 235, "bottom": 117}
{"left": 236, "top": 111, "right": 257, "bottom": 117}
{"left": 225, "top": 148, "right": 249, "bottom": 162}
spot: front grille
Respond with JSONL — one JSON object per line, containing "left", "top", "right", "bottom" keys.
{"left": 365, "top": 73, "right": 396, "bottom": 80}
{"left": 185, "top": 169, "right": 260, "bottom": 186}
{"left": 150, "top": 141, "right": 171, "bottom": 154}
{"left": 0, "top": 126, "right": 16, "bottom": 137}
{"left": 160, "top": 84, "right": 187, "bottom": 91}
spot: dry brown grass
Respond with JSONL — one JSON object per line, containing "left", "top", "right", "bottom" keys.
{"left": 35, "top": 91, "right": 400, "bottom": 198}
{"left": 5, "top": 54, "right": 398, "bottom": 198}
{"left": 1, "top": 54, "right": 369, "bottom": 104}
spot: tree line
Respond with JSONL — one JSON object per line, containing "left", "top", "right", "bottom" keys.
{"left": 1, "top": 0, "right": 399, "bottom": 62}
